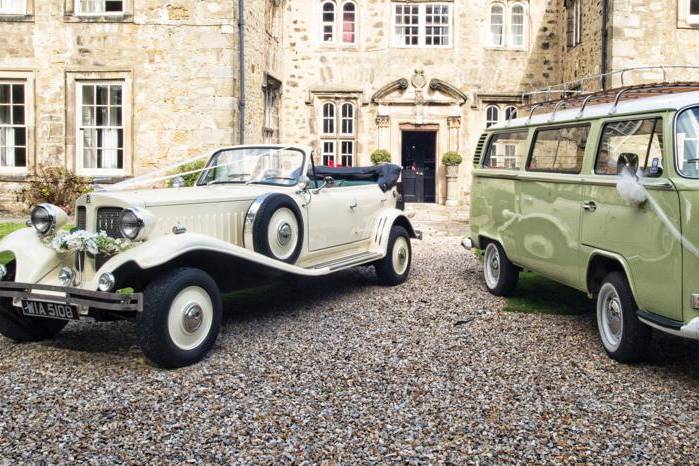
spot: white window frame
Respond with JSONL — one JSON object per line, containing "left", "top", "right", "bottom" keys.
{"left": 75, "top": 0, "right": 125, "bottom": 17}
{"left": 689, "top": 0, "right": 699, "bottom": 24}
{"left": 321, "top": 1, "right": 336, "bottom": 43}
{"left": 486, "top": 105, "right": 500, "bottom": 128}
{"left": 509, "top": 3, "right": 526, "bottom": 48}
{"left": 567, "top": 0, "right": 582, "bottom": 47}
{"left": 76, "top": 81, "right": 125, "bottom": 176}
{"left": 391, "top": 2, "right": 453, "bottom": 48}
{"left": 341, "top": 1, "right": 357, "bottom": 44}
{"left": 322, "top": 101, "right": 336, "bottom": 136}
{"left": 0, "top": 80, "right": 29, "bottom": 174}
{"left": 340, "top": 102, "right": 354, "bottom": 136}
{"left": 489, "top": 3, "right": 505, "bottom": 47}
{"left": 319, "top": 99, "right": 357, "bottom": 167}
{"left": 322, "top": 140, "right": 336, "bottom": 166}
{"left": 504, "top": 105, "right": 518, "bottom": 122}
{"left": 0, "top": 0, "right": 26, "bottom": 15}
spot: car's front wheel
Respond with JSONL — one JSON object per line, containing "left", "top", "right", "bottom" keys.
{"left": 375, "top": 225, "right": 412, "bottom": 286}
{"left": 596, "top": 271, "right": 651, "bottom": 363}
{"left": 137, "top": 267, "right": 222, "bottom": 368}
{"left": 482, "top": 241, "right": 518, "bottom": 296}
{"left": 0, "top": 261, "right": 68, "bottom": 342}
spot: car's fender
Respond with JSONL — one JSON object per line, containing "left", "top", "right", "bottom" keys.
{"left": 0, "top": 227, "right": 61, "bottom": 283}
{"left": 87, "top": 232, "right": 331, "bottom": 289}
{"left": 584, "top": 249, "right": 639, "bottom": 298}
{"left": 372, "top": 209, "right": 419, "bottom": 251}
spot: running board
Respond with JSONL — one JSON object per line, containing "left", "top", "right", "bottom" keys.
{"left": 307, "top": 251, "right": 383, "bottom": 271}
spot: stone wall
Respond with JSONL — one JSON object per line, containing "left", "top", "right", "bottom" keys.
{"left": 607, "top": 0, "right": 699, "bottom": 87}
{"left": 280, "top": 0, "right": 563, "bottom": 204}
{"left": 560, "top": 0, "right": 604, "bottom": 90}
{"left": 0, "top": 0, "right": 276, "bottom": 212}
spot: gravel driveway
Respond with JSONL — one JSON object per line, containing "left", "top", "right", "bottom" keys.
{"left": 2, "top": 236, "right": 699, "bottom": 463}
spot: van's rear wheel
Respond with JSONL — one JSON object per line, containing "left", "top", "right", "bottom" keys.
{"left": 482, "top": 242, "right": 518, "bottom": 296}
{"left": 0, "top": 261, "right": 67, "bottom": 342}
{"left": 596, "top": 272, "right": 651, "bottom": 363}
{"left": 137, "top": 267, "right": 222, "bottom": 368}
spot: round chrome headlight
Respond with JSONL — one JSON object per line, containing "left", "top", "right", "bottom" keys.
{"left": 57, "top": 266, "right": 76, "bottom": 287}
{"left": 119, "top": 208, "right": 146, "bottom": 240}
{"left": 30, "top": 204, "right": 67, "bottom": 235}
{"left": 98, "top": 272, "right": 116, "bottom": 292}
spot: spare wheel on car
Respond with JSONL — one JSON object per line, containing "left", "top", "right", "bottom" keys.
{"left": 244, "top": 193, "right": 304, "bottom": 264}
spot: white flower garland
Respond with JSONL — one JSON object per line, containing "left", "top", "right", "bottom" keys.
{"left": 44, "top": 230, "right": 132, "bottom": 256}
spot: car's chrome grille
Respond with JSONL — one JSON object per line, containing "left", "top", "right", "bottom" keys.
{"left": 96, "top": 207, "right": 123, "bottom": 239}
{"left": 76, "top": 206, "right": 87, "bottom": 231}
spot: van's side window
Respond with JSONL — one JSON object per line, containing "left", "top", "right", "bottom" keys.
{"left": 528, "top": 125, "right": 590, "bottom": 174}
{"left": 595, "top": 118, "right": 663, "bottom": 176}
{"left": 482, "top": 131, "right": 528, "bottom": 169}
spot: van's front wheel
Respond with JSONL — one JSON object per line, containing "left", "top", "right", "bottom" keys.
{"left": 137, "top": 268, "right": 222, "bottom": 368}
{"left": 482, "top": 242, "right": 518, "bottom": 296}
{"left": 596, "top": 272, "right": 651, "bottom": 363}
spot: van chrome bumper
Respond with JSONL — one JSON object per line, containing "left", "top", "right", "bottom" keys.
{"left": 0, "top": 281, "right": 143, "bottom": 312}
{"left": 461, "top": 236, "right": 473, "bottom": 250}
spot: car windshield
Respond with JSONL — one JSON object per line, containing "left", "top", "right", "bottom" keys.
{"left": 676, "top": 107, "right": 699, "bottom": 178}
{"left": 198, "top": 147, "right": 305, "bottom": 186}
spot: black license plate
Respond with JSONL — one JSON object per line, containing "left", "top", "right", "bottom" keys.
{"left": 21, "top": 300, "right": 80, "bottom": 321}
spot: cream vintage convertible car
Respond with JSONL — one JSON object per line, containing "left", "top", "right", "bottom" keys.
{"left": 0, "top": 145, "right": 419, "bottom": 367}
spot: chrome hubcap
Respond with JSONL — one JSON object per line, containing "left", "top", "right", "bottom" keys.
{"left": 277, "top": 222, "right": 292, "bottom": 246}
{"left": 597, "top": 283, "right": 624, "bottom": 351}
{"left": 484, "top": 244, "right": 501, "bottom": 289}
{"left": 182, "top": 303, "right": 204, "bottom": 333}
{"left": 605, "top": 296, "right": 623, "bottom": 340}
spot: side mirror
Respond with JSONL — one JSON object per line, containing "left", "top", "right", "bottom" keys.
{"left": 312, "top": 176, "right": 335, "bottom": 194}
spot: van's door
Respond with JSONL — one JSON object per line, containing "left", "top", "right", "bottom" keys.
{"left": 580, "top": 117, "right": 682, "bottom": 321}
{"left": 516, "top": 125, "right": 590, "bottom": 288}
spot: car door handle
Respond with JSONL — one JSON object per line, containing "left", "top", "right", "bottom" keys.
{"left": 582, "top": 201, "right": 597, "bottom": 212}
{"left": 349, "top": 200, "right": 358, "bottom": 209}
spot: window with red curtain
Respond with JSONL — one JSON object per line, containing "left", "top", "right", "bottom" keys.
{"left": 342, "top": 2, "right": 356, "bottom": 43}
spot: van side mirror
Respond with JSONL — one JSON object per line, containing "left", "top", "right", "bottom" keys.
{"left": 616, "top": 153, "right": 639, "bottom": 175}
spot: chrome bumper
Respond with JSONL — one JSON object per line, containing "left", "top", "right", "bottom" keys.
{"left": 0, "top": 281, "right": 143, "bottom": 312}
{"left": 461, "top": 236, "right": 473, "bottom": 250}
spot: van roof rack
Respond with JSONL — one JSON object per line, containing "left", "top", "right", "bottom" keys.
{"left": 514, "top": 66, "right": 699, "bottom": 124}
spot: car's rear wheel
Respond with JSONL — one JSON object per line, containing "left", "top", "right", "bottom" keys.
{"left": 482, "top": 241, "right": 518, "bottom": 296}
{"left": 0, "top": 261, "right": 68, "bottom": 342}
{"left": 137, "top": 267, "right": 222, "bottom": 368}
{"left": 375, "top": 225, "right": 412, "bottom": 286}
{"left": 596, "top": 271, "right": 651, "bottom": 363}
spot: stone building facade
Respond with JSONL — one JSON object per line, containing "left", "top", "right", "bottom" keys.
{"left": 280, "top": 0, "right": 563, "bottom": 204}
{"left": 0, "top": 0, "right": 283, "bottom": 210}
{"left": 2, "top": 0, "right": 699, "bottom": 210}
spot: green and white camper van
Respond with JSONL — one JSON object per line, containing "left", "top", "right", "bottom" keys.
{"left": 465, "top": 83, "right": 699, "bottom": 362}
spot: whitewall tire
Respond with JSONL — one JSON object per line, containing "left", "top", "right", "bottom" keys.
{"left": 375, "top": 225, "right": 412, "bottom": 286}
{"left": 138, "top": 268, "right": 222, "bottom": 368}
{"left": 247, "top": 194, "right": 304, "bottom": 264}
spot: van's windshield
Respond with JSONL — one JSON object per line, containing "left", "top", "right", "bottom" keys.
{"left": 676, "top": 107, "right": 699, "bottom": 178}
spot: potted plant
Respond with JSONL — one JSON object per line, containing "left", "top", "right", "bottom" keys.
{"left": 441, "top": 151, "right": 463, "bottom": 206}
{"left": 370, "top": 149, "right": 392, "bottom": 165}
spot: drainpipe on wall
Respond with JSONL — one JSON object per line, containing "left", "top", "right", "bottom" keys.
{"left": 600, "top": 0, "right": 609, "bottom": 90}
{"left": 238, "top": 0, "right": 246, "bottom": 144}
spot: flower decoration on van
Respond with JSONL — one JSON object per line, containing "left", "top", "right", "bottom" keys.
{"left": 44, "top": 230, "right": 133, "bottom": 256}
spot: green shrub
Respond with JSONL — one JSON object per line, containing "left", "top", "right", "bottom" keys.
{"left": 17, "top": 166, "right": 92, "bottom": 215}
{"left": 441, "top": 151, "right": 463, "bottom": 166}
{"left": 168, "top": 159, "right": 206, "bottom": 187}
{"left": 370, "top": 149, "right": 392, "bottom": 165}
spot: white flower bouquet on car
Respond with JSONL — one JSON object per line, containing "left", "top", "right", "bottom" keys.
{"left": 46, "top": 230, "right": 132, "bottom": 256}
